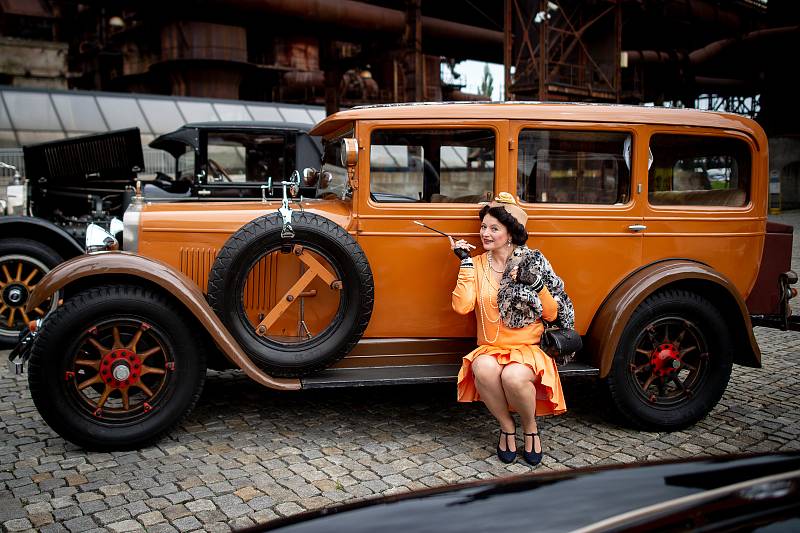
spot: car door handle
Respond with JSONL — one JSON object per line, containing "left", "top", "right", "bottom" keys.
{"left": 628, "top": 224, "right": 647, "bottom": 232}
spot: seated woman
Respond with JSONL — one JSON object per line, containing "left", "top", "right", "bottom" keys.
{"left": 449, "top": 193, "right": 567, "bottom": 466}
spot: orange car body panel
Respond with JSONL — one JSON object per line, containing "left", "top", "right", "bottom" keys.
{"left": 32, "top": 103, "right": 769, "bottom": 379}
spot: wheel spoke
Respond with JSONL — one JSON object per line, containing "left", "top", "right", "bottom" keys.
{"left": 14, "top": 261, "right": 22, "bottom": 282}
{"left": 635, "top": 348, "right": 651, "bottom": 356}
{"left": 136, "top": 381, "right": 154, "bottom": 398}
{"left": 112, "top": 326, "right": 122, "bottom": 348}
{"left": 74, "top": 359, "right": 100, "bottom": 370}
{"left": 33, "top": 307, "right": 45, "bottom": 316}
{"left": 2, "top": 264, "right": 12, "bottom": 283}
{"left": 139, "top": 346, "right": 161, "bottom": 362}
{"left": 641, "top": 373, "right": 657, "bottom": 392}
{"left": 679, "top": 345, "right": 697, "bottom": 357}
{"left": 663, "top": 324, "right": 669, "bottom": 343}
{"left": 127, "top": 328, "right": 143, "bottom": 351}
{"left": 96, "top": 385, "right": 113, "bottom": 408}
{"left": 681, "top": 361, "right": 698, "bottom": 372}
{"left": 77, "top": 374, "right": 102, "bottom": 391}
{"left": 120, "top": 388, "right": 130, "bottom": 411}
{"left": 140, "top": 365, "right": 165, "bottom": 376}
{"left": 631, "top": 362, "right": 650, "bottom": 374}
{"left": 20, "top": 309, "right": 30, "bottom": 325}
{"left": 22, "top": 267, "right": 39, "bottom": 286}
{"left": 0, "top": 304, "right": 7, "bottom": 316}
{"left": 674, "top": 328, "right": 687, "bottom": 349}
{"left": 6, "top": 307, "right": 15, "bottom": 327}
{"left": 87, "top": 337, "right": 109, "bottom": 355}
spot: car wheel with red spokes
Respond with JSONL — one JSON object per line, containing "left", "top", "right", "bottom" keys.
{"left": 28, "top": 285, "right": 206, "bottom": 450}
{"left": 607, "top": 289, "right": 733, "bottom": 431}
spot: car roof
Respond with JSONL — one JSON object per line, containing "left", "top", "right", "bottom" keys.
{"left": 182, "top": 121, "right": 313, "bottom": 132}
{"left": 309, "top": 102, "right": 765, "bottom": 146}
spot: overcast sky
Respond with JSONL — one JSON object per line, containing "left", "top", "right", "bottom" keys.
{"left": 441, "top": 60, "right": 505, "bottom": 101}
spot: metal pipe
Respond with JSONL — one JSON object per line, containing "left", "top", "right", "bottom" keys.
{"left": 625, "top": 25, "right": 799, "bottom": 66}
{"left": 198, "top": 0, "right": 503, "bottom": 54}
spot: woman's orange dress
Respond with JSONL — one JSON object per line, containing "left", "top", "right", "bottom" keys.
{"left": 452, "top": 253, "right": 567, "bottom": 416}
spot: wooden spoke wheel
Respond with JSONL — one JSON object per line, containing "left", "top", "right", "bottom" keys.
{"left": 28, "top": 285, "right": 206, "bottom": 450}
{"left": 607, "top": 290, "right": 732, "bottom": 431}
{"left": 0, "top": 238, "right": 63, "bottom": 346}
{"left": 68, "top": 319, "right": 173, "bottom": 420}
{"left": 628, "top": 317, "right": 709, "bottom": 407}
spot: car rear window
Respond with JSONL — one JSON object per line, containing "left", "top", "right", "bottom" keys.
{"left": 369, "top": 129, "right": 495, "bottom": 203}
{"left": 517, "top": 129, "right": 631, "bottom": 205}
{"left": 648, "top": 134, "right": 751, "bottom": 207}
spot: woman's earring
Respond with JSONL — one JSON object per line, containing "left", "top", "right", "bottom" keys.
{"left": 507, "top": 241, "right": 511, "bottom": 247}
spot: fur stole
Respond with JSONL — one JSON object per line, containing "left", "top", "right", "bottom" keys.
{"left": 497, "top": 246, "right": 575, "bottom": 331}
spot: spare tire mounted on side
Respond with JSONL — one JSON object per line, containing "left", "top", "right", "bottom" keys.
{"left": 207, "top": 212, "right": 373, "bottom": 377}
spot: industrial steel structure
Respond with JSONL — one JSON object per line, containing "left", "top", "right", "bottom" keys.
{"left": 0, "top": 0, "right": 798, "bottom": 203}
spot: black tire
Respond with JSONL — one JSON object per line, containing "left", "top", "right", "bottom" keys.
{"left": 0, "top": 238, "right": 63, "bottom": 347}
{"left": 207, "top": 212, "right": 374, "bottom": 377}
{"left": 606, "top": 289, "right": 733, "bottom": 431}
{"left": 27, "top": 285, "right": 206, "bottom": 450}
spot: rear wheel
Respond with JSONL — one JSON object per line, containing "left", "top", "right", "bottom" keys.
{"left": 28, "top": 285, "right": 206, "bottom": 450}
{"left": 606, "top": 290, "right": 733, "bottom": 431}
{"left": 0, "top": 238, "right": 62, "bottom": 347}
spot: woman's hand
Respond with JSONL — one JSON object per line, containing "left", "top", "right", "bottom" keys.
{"left": 448, "top": 236, "right": 475, "bottom": 260}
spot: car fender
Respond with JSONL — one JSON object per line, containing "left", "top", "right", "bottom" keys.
{"left": 587, "top": 259, "right": 761, "bottom": 377}
{"left": 0, "top": 216, "right": 84, "bottom": 259}
{"left": 25, "top": 251, "right": 301, "bottom": 391}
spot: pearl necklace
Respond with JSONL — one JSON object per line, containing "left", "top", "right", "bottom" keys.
{"left": 479, "top": 256, "right": 501, "bottom": 343}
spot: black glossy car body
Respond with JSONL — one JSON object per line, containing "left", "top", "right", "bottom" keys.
{"left": 254, "top": 453, "right": 800, "bottom": 532}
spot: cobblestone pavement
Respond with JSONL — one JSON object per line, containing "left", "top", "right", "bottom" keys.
{"left": 2, "top": 212, "right": 800, "bottom": 533}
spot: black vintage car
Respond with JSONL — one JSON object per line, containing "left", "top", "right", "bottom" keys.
{"left": 0, "top": 122, "right": 320, "bottom": 345}
{"left": 256, "top": 453, "right": 800, "bottom": 532}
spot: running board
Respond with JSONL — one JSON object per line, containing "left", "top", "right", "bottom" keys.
{"left": 300, "top": 363, "right": 599, "bottom": 389}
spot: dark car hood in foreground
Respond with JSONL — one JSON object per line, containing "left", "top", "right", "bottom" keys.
{"left": 254, "top": 453, "right": 800, "bottom": 532}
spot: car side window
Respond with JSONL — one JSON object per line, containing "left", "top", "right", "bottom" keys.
{"left": 517, "top": 129, "right": 631, "bottom": 204}
{"left": 648, "top": 134, "right": 751, "bottom": 207}
{"left": 369, "top": 129, "right": 495, "bottom": 203}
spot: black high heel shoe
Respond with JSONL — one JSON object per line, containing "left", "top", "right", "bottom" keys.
{"left": 522, "top": 431, "right": 543, "bottom": 466}
{"left": 497, "top": 429, "right": 517, "bottom": 464}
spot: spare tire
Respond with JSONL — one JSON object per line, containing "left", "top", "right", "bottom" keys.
{"left": 207, "top": 212, "right": 373, "bottom": 377}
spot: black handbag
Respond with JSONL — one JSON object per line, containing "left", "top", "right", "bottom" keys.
{"left": 540, "top": 323, "right": 582, "bottom": 365}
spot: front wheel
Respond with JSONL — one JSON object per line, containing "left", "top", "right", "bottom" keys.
{"left": 606, "top": 289, "right": 733, "bottom": 431}
{"left": 27, "top": 285, "right": 206, "bottom": 450}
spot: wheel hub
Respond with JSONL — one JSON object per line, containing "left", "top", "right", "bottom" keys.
{"left": 651, "top": 343, "right": 681, "bottom": 376}
{"left": 3, "top": 283, "right": 28, "bottom": 307}
{"left": 99, "top": 348, "right": 142, "bottom": 388}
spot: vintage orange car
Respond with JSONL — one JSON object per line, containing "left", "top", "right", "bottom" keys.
{"left": 10, "top": 102, "right": 798, "bottom": 449}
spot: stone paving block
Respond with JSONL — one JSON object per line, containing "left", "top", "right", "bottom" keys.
{"left": 2, "top": 218, "right": 800, "bottom": 531}
{"left": 63, "top": 515, "right": 97, "bottom": 532}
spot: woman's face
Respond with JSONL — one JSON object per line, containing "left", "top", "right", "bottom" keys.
{"left": 480, "top": 213, "right": 510, "bottom": 251}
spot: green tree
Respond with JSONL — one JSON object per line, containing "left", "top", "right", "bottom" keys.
{"left": 479, "top": 64, "right": 494, "bottom": 99}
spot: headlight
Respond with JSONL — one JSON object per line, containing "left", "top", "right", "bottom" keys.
{"left": 122, "top": 203, "right": 142, "bottom": 252}
{"left": 85, "top": 224, "right": 118, "bottom": 253}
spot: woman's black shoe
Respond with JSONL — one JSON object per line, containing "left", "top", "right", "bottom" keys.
{"left": 497, "top": 430, "right": 517, "bottom": 464}
{"left": 522, "top": 431, "right": 543, "bottom": 466}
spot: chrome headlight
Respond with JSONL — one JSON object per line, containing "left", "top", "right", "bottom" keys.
{"left": 85, "top": 223, "right": 119, "bottom": 253}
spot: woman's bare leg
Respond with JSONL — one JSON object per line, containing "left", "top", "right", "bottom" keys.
{"left": 471, "top": 355, "right": 516, "bottom": 452}
{"left": 500, "top": 363, "right": 541, "bottom": 454}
